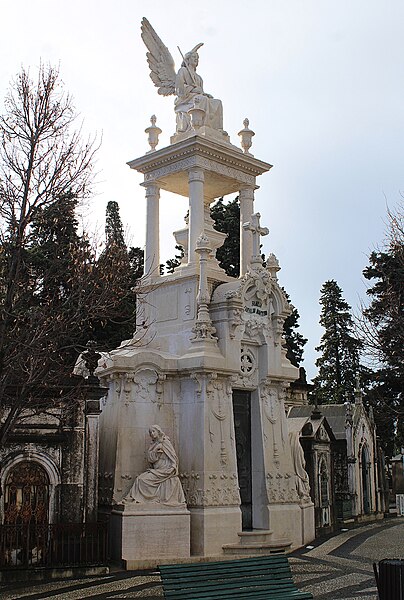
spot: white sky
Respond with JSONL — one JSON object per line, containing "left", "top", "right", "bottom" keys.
{"left": 1, "top": 0, "right": 403, "bottom": 380}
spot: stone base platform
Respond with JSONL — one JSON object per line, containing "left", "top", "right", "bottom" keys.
{"left": 110, "top": 503, "right": 190, "bottom": 564}
{"left": 222, "top": 529, "right": 291, "bottom": 555}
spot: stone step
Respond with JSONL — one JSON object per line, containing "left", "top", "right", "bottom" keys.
{"left": 237, "top": 530, "right": 274, "bottom": 545}
{"left": 222, "top": 540, "right": 291, "bottom": 556}
{"left": 222, "top": 531, "right": 291, "bottom": 556}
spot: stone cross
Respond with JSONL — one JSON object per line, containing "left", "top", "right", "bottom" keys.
{"left": 243, "top": 212, "right": 269, "bottom": 264}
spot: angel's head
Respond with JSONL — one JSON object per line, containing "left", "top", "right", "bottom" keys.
{"left": 184, "top": 52, "right": 199, "bottom": 69}
{"left": 183, "top": 43, "right": 204, "bottom": 69}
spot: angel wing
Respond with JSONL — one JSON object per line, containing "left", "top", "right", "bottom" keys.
{"left": 141, "top": 18, "right": 176, "bottom": 96}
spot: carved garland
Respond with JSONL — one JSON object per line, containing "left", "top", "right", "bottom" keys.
{"left": 179, "top": 471, "right": 240, "bottom": 507}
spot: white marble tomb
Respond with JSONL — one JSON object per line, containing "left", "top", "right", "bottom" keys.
{"left": 97, "top": 20, "right": 315, "bottom": 567}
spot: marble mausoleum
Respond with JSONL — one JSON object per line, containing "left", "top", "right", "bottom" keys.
{"left": 96, "top": 19, "right": 315, "bottom": 567}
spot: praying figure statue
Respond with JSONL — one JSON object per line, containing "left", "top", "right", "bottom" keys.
{"left": 289, "top": 430, "right": 312, "bottom": 503}
{"left": 124, "top": 425, "right": 186, "bottom": 506}
{"left": 141, "top": 18, "right": 224, "bottom": 134}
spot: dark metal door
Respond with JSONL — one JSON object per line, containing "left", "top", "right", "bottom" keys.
{"left": 3, "top": 461, "right": 50, "bottom": 567}
{"left": 362, "top": 446, "right": 371, "bottom": 514}
{"left": 232, "top": 390, "right": 252, "bottom": 530}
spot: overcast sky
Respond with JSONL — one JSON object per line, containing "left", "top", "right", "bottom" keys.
{"left": 1, "top": 0, "right": 403, "bottom": 380}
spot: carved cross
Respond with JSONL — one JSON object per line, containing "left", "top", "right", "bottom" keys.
{"left": 243, "top": 212, "right": 269, "bottom": 260}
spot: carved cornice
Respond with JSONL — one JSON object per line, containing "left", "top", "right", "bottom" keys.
{"left": 128, "top": 135, "right": 272, "bottom": 179}
{"left": 142, "top": 155, "right": 256, "bottom": 188}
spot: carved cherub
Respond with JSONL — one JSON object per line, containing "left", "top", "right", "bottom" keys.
{"left": 141, "top": 18, "right": 224, "bottom": 134}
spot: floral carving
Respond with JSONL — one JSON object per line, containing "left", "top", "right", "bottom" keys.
{"left": 180, "top": 471, "right": 240, "bottom": 507}
{"left": 265, "top": 472, "right": 299, "bottom": 504}
{"left": 207, "top": 374, "right": 233, "bottom": 467}
{"left": 229, "top": 307, "right": 243, "bottom": 339}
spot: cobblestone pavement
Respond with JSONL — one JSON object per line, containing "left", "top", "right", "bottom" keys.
{"left": 1, "top": 517, "right": 402, "bottom": 599}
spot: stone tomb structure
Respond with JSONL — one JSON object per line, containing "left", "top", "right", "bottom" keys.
{"left": 288, "top": 409, "right": 337, "bottom": 537}
{"left": 97, "top": 129, "right": 315, "bottom": 566}
{"left": 97, "top": 20, "right": 314, "bottom": 565}
{"left": 289, "top": 389, "right": 385, "bottom": 525}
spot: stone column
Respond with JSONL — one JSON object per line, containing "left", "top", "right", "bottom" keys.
{"left": 84, "top": 389, "right": 103, "bottom": 522}
{"left": 188, "top": 169, "right": 205, "bottom": 265}
{"left": 143, "top": 182, "right": 160, "bottom": 277}
{"left": 239, "top": 185, "right": 255, "bottom": 276}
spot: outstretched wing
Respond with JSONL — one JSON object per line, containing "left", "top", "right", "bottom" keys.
{"left": 141, "top": 18, "right": 176, "bottom": 96}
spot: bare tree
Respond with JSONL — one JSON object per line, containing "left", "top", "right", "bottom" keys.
{"left": 0, "top": 64, "right": 97, "bottom": 346}
{"left": 0, "top": 64, "right": 138, "bottom": 444}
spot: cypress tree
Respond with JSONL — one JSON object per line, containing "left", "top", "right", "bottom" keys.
{"left": 312, "top": 280, "right": 362, "bottom": 404}
{"left": 92, "top": 201, "right": 140, "bottom": 348}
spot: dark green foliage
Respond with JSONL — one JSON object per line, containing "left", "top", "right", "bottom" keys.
{"left": 312, "top": 280, "right": 362, "bottom": 404}
{"left": 363, "top": 246, "right": 404, "bottom": 375}
{"left": 210, "top": 197, "right": 240, "bottom": 278}
{"left": 165, "top": 245, "right": 185, "bottom": 274}
{"left": 92, "top": 201, "right": 141, "bottom": 349}
{"left": 105, "top": 200, "right": 126, "bottom": 247}
{"left": 282, "top": 290, "right": 308, "bottom": 367}
{"left": 28, "top": 192, "right": 86, "bottom": 302}
{"left": 166, "top": 197, "right": 240, "bottom": 275}
{"left": 362, "top": 367, "right": 401, "bottom": 457}
{"left": 128, "top": 245, "right": 144, "bottom": 281}
{"left": 361, "top": 215, "right": 404, "bottom": 455}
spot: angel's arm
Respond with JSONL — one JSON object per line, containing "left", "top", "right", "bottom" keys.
{"left": 175, "top": 67, "right": 204, "bottom": 98}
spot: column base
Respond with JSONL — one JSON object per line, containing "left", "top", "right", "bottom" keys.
{"left": 189, "top": 506, "right": 241, "bottom": 556}
{"left": 110, "top": 503, "right": 190, "bottom": 564}
{"left": 268, "top": 502, "right": 315, "bottom": 549}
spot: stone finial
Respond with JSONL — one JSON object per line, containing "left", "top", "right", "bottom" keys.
{"left": 345, "top": 401, "right": 353, "bottom": 427}
{"left": 311, "top": 395, "right": 322, "bottom": 420}
{"left": 238, "top": 118, "right": 255, "bottom": 155}
{"left": 196, "top": 232, "right": 210, "bottom": 251}
{"left": 145, "top": 115, "right": 162, "bottom": 153}
{"left": 82, "top": 340, "right": 101, "bottom": 378}
{"left": 266, "top": 253, "right": 280, "bottom": 279}
{"left": 355, "top": 374, "right": 363, "bottom": 405}
{"left": 192, "top": 233, "right": 217, "bottom": 342}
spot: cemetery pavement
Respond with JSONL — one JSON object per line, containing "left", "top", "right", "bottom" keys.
{"left": 0, "top": 517, "right": 402, "bottom": 599}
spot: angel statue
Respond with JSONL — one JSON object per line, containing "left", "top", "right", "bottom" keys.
{"left": 141, "top": 18, "right": 224, "bottom": 135}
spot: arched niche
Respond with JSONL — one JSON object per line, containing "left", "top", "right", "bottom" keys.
{"left": 1, "top": 452, "right": 61, "bottom": 525}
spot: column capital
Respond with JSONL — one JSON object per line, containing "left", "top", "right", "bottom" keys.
{"left": 143, "top": 182, "right": 160, "bottom": 198}
{"left": 188, "top": 168, "right": 205, "bottom": 183}
{"left": 239, "top": 184, "right": 259, "bottom": 199}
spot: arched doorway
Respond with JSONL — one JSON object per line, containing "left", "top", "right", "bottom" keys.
{"left": 2, "top": 461, "right": 50, "bottom": 567}
{"left": 4, "top": 461, "right": 49, "bottom": 525}
{"left": 361, "top": 445, "right": 371, "bottom": 515}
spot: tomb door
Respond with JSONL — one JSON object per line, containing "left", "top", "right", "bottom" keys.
{"left": 4, "top": 461, "right": 49, "bottom": 526}
{"left": 3, "top": 461, "right": 49, "bottom": 567}
{"left": 232, "top": 390, "right": 252, "bottom": 530}
{"left": 361, "top": 446, "right": 371, "bottom": 514}
{"left": 318, "top": 457, "right": 330, "bottom": 526}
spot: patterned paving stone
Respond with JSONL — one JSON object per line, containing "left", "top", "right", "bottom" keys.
{"left": 0, "top": 518, "right": 402, "bottom": 599}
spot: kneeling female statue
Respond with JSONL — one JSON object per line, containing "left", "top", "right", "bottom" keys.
{"left": 124, "top": 425, "right": 186, "bottom": 507}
